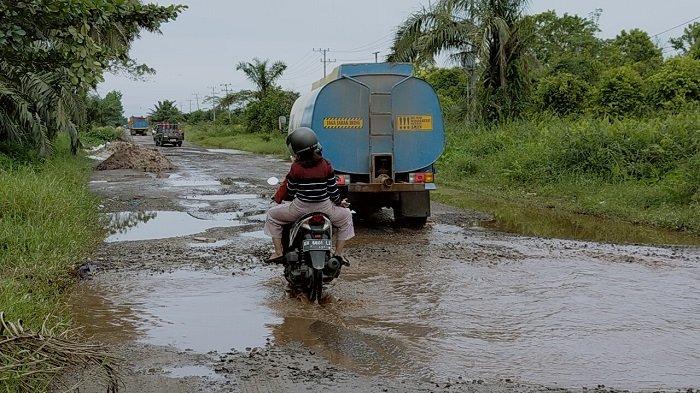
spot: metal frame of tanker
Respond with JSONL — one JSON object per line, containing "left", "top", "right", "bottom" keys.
{"left": 286, "top": 63, "right": 445, "bottom": 226}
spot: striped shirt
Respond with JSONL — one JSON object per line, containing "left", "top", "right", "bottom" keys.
{"left": 286, "top": 159, "right": 341, "bottom": 204}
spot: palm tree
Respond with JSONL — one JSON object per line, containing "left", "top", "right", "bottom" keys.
{"left": 235, "top": 58, "right": 287, "bottom": 99}
{"left": 389, "top": 0, "right": 532, "bottom": 120}
{"left": 0, "top": 62, "right": 83, "bottom": 155}
{"left": 149, "top": 100, "right": 182, "bottom": 123}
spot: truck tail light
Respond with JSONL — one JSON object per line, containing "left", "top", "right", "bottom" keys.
{"left": 336, "top": 174, "right": 350, "bottom": 186}
{"left": 409, "top": 172, "right": 434, "bottom": 183}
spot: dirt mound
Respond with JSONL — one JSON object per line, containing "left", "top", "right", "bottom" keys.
{"left": 96, "top": 142, "right": 174, "bottom": 172}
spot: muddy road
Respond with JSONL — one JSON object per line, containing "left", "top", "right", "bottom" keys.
{"left": 68, "top": 136, "right": 700, "bottom": 392}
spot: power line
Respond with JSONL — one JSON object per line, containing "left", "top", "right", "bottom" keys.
{"left": 333, "top": 31, "right": 397, "bottom": 53}
{"left": 313, "top": 48, "right": 336, "bottom": 77}
{"left": 652, "top": 15, "right": 700, "bottom": 37}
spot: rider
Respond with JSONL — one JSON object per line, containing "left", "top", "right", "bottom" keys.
{"left": 264, "top": 127, "right": 354, "bottom": 259}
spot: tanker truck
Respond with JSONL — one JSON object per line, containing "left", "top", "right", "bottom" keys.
{"left": 285, "top": 63, "right": 445, "bottom": 227}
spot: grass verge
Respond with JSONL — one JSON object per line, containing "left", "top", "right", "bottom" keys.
{"left": 438, "top": 110, "right": 700, "bottom": 236}
{"left": 186, "top": 123, "right": 288, "bottom": 156}
{"left": 0, "top": 136, "right": 106, "bottom": 390}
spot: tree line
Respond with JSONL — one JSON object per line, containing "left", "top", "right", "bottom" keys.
{"left": 0, "top": 0, "right": 185, "bottom": 156}
{"left": 149, "top": 58, "right": 299, "bottom": 133}
{"left": 389, "top": 0, "right": 700, "bottom": 121}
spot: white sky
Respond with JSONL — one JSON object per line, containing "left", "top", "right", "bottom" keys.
{"left": 97, "top": 0, "right": 700, "bottom": 116}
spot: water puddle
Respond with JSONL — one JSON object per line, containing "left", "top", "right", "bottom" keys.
{"left": 186, "top": 194, "right": 259, "bottom": 201}
{"left": 167, "top": 179, "right": 221, "bottom": 187}
{"left": 436, "top": 189, "right": 700, "bottom": 246}
{"left": 72, "top": 269, "right": 282, "bottom": 353}
{"left": 267, "top": 226, "right": 700, "bottom": 390}
{"left": 165, "top": 365, "right": 222, "bottom": 380}
{"left": 206, "top": 148, "right": 250, "bottom": 155}
{"left": 105, "top": 211, "right": 244, "bottom": 242}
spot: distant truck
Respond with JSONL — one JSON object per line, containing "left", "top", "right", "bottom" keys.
{"left": 153, "top": 123, "right": 184, "bottom": 147}
{"left": 128, "top": 116, "right": 150, "bottom": 136}
{"left": 285, "top": 63, "right": 445, "bottom": 227}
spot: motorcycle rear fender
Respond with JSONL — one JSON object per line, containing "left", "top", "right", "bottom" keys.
{"left": 309, "top": 251, "right": 327, "bottom": 270}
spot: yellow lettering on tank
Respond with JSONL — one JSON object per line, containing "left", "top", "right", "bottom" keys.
{"left": 323, "top": 117, "right": 364, "bottom": 129}
{"left": 396, "top": 115, "right": 433, "bottom": 131}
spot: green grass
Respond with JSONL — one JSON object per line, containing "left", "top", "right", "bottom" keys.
{"left": 0, "top": 136, "right": 104, "bottom": 389}
{"left": 80, "top": 125, "right": 122, "bottom": 147}
{"left": 186, "top": 123, "right": 288, "bottom": 156}
{"left": 438, "top": 110, "right": 700, "bottom": 235}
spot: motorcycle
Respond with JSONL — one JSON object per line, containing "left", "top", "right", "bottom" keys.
{"left": 266, "top": 177, "right": 347, "bottom": 303}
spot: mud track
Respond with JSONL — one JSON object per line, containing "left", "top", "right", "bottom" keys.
{"left": 65, "top": 136, "right": 700, "bottom": 392}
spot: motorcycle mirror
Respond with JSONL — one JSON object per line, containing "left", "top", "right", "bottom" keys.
{"left": 267, "top": 177, "right": 280, "bottom": 186}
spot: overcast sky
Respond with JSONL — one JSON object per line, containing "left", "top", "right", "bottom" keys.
{"left": 98, "top": 0, "right": 700, "bottom": 116}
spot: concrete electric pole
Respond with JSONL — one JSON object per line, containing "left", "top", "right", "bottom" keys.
{"left": 192, "top": 93, "right": 201, "bottom": 111}
{"left": 209, "top": 86, "right": 217, "bottom": 122}
{"left": 220, "top": 83, "right": 232, "bottom": 119}
{"left": 373, "top": 51, "right": 380, "bottom": 63}
{"left": 314, "top": 48, "right": 336, "bottom": 77}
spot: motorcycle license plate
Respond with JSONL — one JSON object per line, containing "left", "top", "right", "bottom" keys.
{"left": 302, "top": 239, "right": 332, "bottom": 252}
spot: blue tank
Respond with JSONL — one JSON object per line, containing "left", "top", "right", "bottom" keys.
{"left": 288, "top": 63, "right": 445, "bottom": 226}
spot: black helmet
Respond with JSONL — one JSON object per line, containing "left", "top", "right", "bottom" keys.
{"left": 286, "top": 127, "right": 321, "bottom": 155}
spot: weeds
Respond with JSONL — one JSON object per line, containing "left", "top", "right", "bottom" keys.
{"left": 0, "top": 136, "right": 106, "bottom": 390}
{"left": 186, "top": 123, "right": 288, "bottom": 156}
{"left": 439, "top": 109, "right": 700, "bottom": 233}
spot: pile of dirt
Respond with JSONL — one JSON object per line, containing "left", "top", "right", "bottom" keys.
{"left": 96, "top": 142, "right": 174, "bottom": 172}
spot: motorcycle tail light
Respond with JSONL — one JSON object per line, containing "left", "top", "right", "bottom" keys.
{"left": 309, "top": 214, "right": 325, "bottom": 225}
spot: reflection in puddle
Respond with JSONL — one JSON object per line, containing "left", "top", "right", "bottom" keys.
{"left": 186, "top": 194, "right": 259, "bottom": 201}
{"left": 167, "top": 179, "right": 221, "bottom": 187}
{"left": 165, "top": 365, "right": 222, "bottom": 380}
{"left": 72, "top": 269, "right": 282, "bottom": 353}
{"left": 105, "top": 211, "right": 243, "bottom": 242}
{"left": 206, "top": 148, "right": 250, "bottom": 155}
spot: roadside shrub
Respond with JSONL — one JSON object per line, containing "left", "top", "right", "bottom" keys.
{"left": 80, "top": 126, "right": 121, "bottom": 146}
{"left": 244, "top": 89, "right": 298, "bottom": 133}
{"left": 535, "top": 73, "right": 589, "bottom": 115}
{"left": 647, "top": 57, "right": 700, "bottom": 109}
{"left": 595, "top": 66, "right": 645, "bottom": 117}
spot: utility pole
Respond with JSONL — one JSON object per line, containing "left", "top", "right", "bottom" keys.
{"left": 314, "top": 48, "right": 336, "bottom": 77}
{"left": 373, "top": 51, "right": 380, "bottom": 63}
{"left": 186, "top": 99, "right": 194, "bottom": 113}
{"left": 192, "top": 93, "right": 201, "bottom": 111}
{"left": 220, "top": 83, "right": 232, "bottom": 119}
{"left": 209, "top": 86, "right": 218, "bottom": 122}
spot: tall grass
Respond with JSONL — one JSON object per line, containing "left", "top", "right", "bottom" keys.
{"left": 0, "top": 136, "right": 105, "bottom": 390}
{"left": 186, "top": 123, "right": 288, "bottom": 156}
{"left": 438, "top": 109, "right": 700, "bottom": 233}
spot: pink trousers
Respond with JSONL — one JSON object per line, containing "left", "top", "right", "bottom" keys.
{"left": 264, "top": 199, "right": 355, "bottom": 241}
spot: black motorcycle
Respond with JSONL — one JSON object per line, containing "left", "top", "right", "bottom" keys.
{"left": 266, "top": 178, "right": 347, "bottom": 303}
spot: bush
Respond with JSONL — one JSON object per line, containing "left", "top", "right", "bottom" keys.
{"left": 80, "top": 126, "right": 121, "bottom": 147}
{"left": 535, "top": 73, "right": 589, "bottom": 115}
{"left": 244, "top": 89, "right": 298, "bottom": 133}
{"left": 647, "top": 57, "right": 700, "bottom": 109}
{"left": 595, "top": 66, "right": 645, "bottom": 117}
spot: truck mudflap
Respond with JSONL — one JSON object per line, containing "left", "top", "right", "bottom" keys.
{"left": 347, "top": 183, "right": 432, "bottom": 193}
{"left": 397, "top": 190, "right": 431, "bottom": 218}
